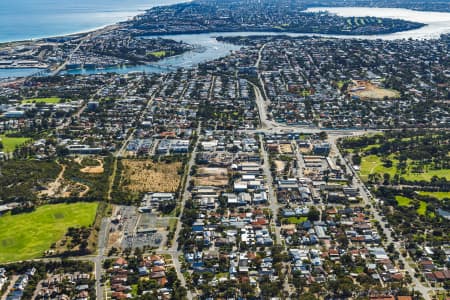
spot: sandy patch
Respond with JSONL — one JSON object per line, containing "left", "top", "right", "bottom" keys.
{"left": 349, "top": 80, "right": 400, "bottom": 100}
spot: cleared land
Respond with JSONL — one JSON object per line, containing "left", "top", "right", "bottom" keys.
{"left": 279, "top": 144, "right": 293, "bottom": 154}
{"left": 417, "top": 191, "right": 450, "bottom": 200}
{"left": 0, "top": 202, "right": 98, "bottom": 263}
{"left": 349, "top": 80, "right": 400, "bottom": 100}
{"left": 79, "top": 158, "right": 104, "bottom": 174}
{"left": 0, "top": 135, "right": 31, "bottom": 152}
{"left": 39, "top": 159, "right": 99, "bottom": 198}
{"left": 274, "top": 160, "right": 286, "bottom": 173}
{"left": 194, "top": 167, "right": 228, "bottom": 186}
{"left": 120, "top": 159, "right": 182, "bottom": 193}
{"left": 21, "top": 97, "right": 61, "bottom": 104}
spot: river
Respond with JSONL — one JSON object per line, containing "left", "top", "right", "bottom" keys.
{"left": 304, "top": 7, "right": 450, "bottom": 40}
{"left": 2, "top": 6, "right": 450, "bottom": 79}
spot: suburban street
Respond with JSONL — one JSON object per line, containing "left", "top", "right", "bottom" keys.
{"left": 1, "top": 1, "right": 449, "bottom": 299}
{"left": 94, "top": 217, "right": 110, "bottom": 300}
{"left": 333, "top": 139, "right": 435, "bottom": 300}
{"left": 51, "top": 25, "right": 119, "bottom": 76}
{"left": 259, "top": 135, "right": 282, "bottom": 245}
{"left": 166, "top": 122, "right": 202, "bottom": 300}
{"left": 82, "top": 40, "right": 433, "bottom": 300}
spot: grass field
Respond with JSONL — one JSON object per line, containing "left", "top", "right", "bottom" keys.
{"left": 22, "top": 97, "right": 61, "bottom": 104}
{"left": 0, "top": 135, "right": 31, "bottom": 152}
{"left": 148, "top": 51, "right": 173, "bottom": 58}
{"left": 394, "top": 196, "right": 428, "bottom": 216}
{"left": 0, "top": 202, "right": 98, "bottom": 263}
{"left": 282, "top": 216, "right": 308, "bottom": 224}
{"left": 360, "top": 155, "right": 397, "bottom": 180}
{"left": 417, "top": 201, "right": 427, "bottom": 216}
{"left": 359, "top": 155, "right": 450, "bottom": 182}
{"left": 395, "top": 196, "right": 411, "bottom": 207}
{"left": 417, "top": 191, "right": 450, "bottom": 200}
{"left": 403, "top": 169, "right": 450, "bottom": 181}
{"left": 362, "top": 144, "right": 381, "bottom": 151}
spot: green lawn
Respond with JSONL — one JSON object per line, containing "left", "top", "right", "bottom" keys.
{"left": 417, "top": 191, "right": 450, "bottom": 200}
{"left": 22, "top": 97, "right": 61, "bottom": 104}
{"left": 402, "top": 169, "right": 450, "bottom": 182}
{"left": 0, "top": 135, "right": 31, "bottom": 152}
{"left": 417, "top": 201, "right": 427, "bottom": 216}
{"left": 395, "top": 196, "right": 428, "bottom": 216}
{"left": 169, "top": 218, "right": 177, "bottom": 232}
{"left": 353, "top": 266, "right": 365, "bottom": 273}
{"left": 282, "top": 216, "right": 308, "bottom": 224}
{"left": 216, "top": 272, "right": 229, "bottom": 279}
{"left": 395, "top": 196, "right": 411, "bottom": 207}
{"left": 148, "top": 51, "right": 171, "bottom": 58}
{"left": 359, "top": 154, "right": 450, "bottom": 182}
{"left": 131, "top": 284, "right": 138, "bottom": 296}
{"left": 0, "top": 202, "right": 98, "bottom": 263}
{"left": 360, "top": 155, "right": 397, "bottom": 181}
{"left": 362, "top": 144, "right": 380, "bottom": 152}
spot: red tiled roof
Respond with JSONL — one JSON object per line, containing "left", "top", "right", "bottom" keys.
{"left": 115, "top": 257, "right": 127, "bottom": 266}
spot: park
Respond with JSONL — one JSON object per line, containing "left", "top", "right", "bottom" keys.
{"left": 0, "top": 202, "right": 98, "bottom": 263}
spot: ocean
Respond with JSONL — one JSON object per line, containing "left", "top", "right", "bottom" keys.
{"left": 1, "top": 5, "right": 450, "bottom": 78}
{"left": 0, "top": 0, "right": 184, "bottom": 43}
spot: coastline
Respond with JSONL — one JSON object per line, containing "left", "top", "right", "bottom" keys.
{"left": 0, "top": 1, "right": 190, "bottom": 44}
{"left": 1, "top": 5, "right": 449, "bottom": 79}
{"left": 1, "top": 3, "right": 436, "bottom": 45}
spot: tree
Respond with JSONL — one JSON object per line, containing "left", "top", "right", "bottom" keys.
{"left": 352, "top": 154, "right": 362, "bottom": 165}
{"left": 318, "top": 131, "right": 328, "bottom": 140}
{"left": 307, "top": 207, "right": 320, "bottom": 221}
{"left": 368, "top": 173, "right": 382, "bottom": 184}
{"left": 239, "top": 282, "right": 254, "bottom": 297}
{"left": 337, "top": 234, "right": 349, "bottom": 248}
{"left": 166, "top": 268, "right": 178, "bottom": 288}
{"left": 383, "top": 173, "right": 391, "bottom": 185}
{"left": 327, "top": 276, "right": 359, "bottom": 297}
{"left": 172, "top": 286, "right": 187, "bottom": 300}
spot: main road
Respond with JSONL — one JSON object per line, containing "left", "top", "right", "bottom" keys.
{"left": 251, "top": 44, "right": 432, "bottom": 299}
{"left": 51, "top": 25, "right": 119, "bottom": 76}
{"left": 259, "top": 135, "right": 282, "bottom": 245}
{"left": 333, "top": 139, "right": 434, "bottom": 300}
{"left": 166, "top": 122, "right": 201, "bottom": 300}
{"left": 94, "top": 217, "right": 111, "bottom": 300}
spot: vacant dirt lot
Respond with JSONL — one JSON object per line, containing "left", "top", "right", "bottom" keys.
{"left": 80, "top": 158, "right": 104, "bottom": 174}
{"left": 121, "top": 159, "right": 182, "bottom": 193}
{"left": 274, "top": 160, "right": 285, "bottom": 173}
{"left": 39, "top": 162, "right": 90, "bottom": 198}
{"left": 349, "top": 80, "right": 400, "bottom": 100}
{"left": 279, "top": 144, "right": 293, "bottom": 154}
{"left": 195, "top": 167, "right": 228, "bottom": 186}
